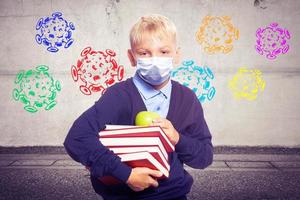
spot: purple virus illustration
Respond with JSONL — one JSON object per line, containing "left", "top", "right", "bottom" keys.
{"left": 255, "top": 23, "right": 291, "bottom": 60}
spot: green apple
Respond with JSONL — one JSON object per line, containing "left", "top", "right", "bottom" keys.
{"left": 135, "top": 111, "right": 160, "bottom": 126}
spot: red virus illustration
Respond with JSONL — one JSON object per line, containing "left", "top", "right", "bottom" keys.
{"left": 71, "top": 47, "right": 125, "bottom": 95}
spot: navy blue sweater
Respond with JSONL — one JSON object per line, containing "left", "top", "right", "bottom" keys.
{"left": 64, "top": 78, "right": 213, "bottom": 200}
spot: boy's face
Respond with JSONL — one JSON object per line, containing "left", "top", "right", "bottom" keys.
{"left": 128, "top": 33, "right": 180, "bottom": 67}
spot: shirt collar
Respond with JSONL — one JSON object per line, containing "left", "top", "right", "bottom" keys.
{"left": 133, "top": 73, "right": 172, "bottom": 100}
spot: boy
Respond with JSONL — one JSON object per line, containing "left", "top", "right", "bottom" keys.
{"left": 64, "top": 14, "right": 213, "bottom": 200}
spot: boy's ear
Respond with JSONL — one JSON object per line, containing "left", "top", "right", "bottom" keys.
{"left": 127, "top": 49, "right": 137, "bottom": 67}
{"left": 174, "top": 47, "right": 181, "bottom": 66}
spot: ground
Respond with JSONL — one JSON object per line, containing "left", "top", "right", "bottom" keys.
{"left": 0, "top": 147, "right": 299, "bottom": 200}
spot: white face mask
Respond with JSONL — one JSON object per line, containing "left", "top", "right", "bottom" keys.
{"left": 136, "top": 57, "right": 173, "bottom": 86}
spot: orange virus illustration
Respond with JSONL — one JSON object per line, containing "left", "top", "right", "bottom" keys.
{"left": 71, "top": 47, "right": 125, "bottom": 95}
{"left": 196, "top": 16, "right": 239, "bottom": 54}
{"left": 229, "top": 67, "right": 266, "bottom": 100}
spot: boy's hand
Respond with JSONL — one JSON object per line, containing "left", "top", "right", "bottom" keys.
{"left": 151, "top": 118, "right": 180, "bottom": 145}
{"left": 126, "top": 167, "right": 162, "bottom": 192}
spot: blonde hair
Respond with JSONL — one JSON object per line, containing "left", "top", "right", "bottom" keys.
{"left": 129, "top": 14, "right": 177, "bottom": 49}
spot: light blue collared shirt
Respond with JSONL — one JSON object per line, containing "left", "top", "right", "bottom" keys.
{"left": 132, "top": 73, "right": 172, "bottom": 118}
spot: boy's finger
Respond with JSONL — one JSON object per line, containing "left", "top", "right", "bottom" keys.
{"left": 146, "top": 169, "right": 163, "bottom": 178}
{"left": 152, "top": 119, "right": 167, "bottom": 126}
{"left": 151, "top": 122, "right": 162, "bottom": 127}
{"left": 154, "top": 122, "right": 168, "bottom": 129}
{"left": 152, "top": 118, "right": 164, "bottom": 123}
{"left": 150, "top": 121, "right": 162, "bottom": 127}
{"left": 149, "top": 178, "right": 159, "bottom": 188}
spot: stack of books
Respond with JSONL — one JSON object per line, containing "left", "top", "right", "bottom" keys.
{"left": 98, "top": 125, "right": 175, "bottom": 184}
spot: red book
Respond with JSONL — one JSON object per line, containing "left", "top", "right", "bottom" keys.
{"left": 99, "top": 151, "right": 169, "bottom": 185}
{"left": 110, "top": 146, "right": 170, "bottom": 170}
{"left": 100, "top": 125, "right": 175, "bottom": 153}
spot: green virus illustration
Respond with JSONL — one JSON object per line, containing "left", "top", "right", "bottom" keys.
{"left": 12, "top": 65, "right": 61, "bottom": 113}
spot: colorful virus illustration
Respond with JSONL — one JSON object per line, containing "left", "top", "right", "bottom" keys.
{"left": 12, "top": 65, "right": 61, "bottom": 113}
{"left": 229, "top": 67, "right": 266, "bottom": 100}
{"left": 255, "top": 22, "right": 291, "bottom": 60}
{"left": 35, "top": 12, "right": 75, "bottom": 53}
{"left": 171, "top": 60, "right": 216, "bottom": 103}
{"left": 196, "top": 16, "right": 239, "bottom": 54}
{"left": 71, "top": 47, "right": 125, "bottom": 95}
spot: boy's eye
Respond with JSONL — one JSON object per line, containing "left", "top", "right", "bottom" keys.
{"left": 161, "top": 50, "right": 170, "bottom": 54}
{"left": 138, "top": 52, "right": 148, "bottom": 56}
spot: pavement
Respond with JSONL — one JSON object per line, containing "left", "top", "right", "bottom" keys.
{"left": 0, "top": 147, "right": 300, "bottom": 200}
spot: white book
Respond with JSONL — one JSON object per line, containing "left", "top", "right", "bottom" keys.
{"left": 109, "top": 146, "right": 170, "bottom": 170}
{"left": 99, "top": 137, "right": 168, "bottom": 160}
{"left": 101, "top": 125, "right": 174, "bottom": 152}
{"left": 105, "top": 124, "right": 136, "bottom": 130}
{"left": 118, "top": 151, "right": 169, "bottom": 178}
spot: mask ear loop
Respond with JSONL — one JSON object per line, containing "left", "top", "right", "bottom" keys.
{"left": 128, "top": 49, "right": 137, "bottom": 67}
{"left": 174, "top": 46, "right": 181, "bottom": 67}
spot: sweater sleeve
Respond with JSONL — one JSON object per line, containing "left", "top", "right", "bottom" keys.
{"left": 63, "top": 87, "right": 132, "bottom": 183}
{"left": 174, "top": 93, "right": 213, "bottom": 169}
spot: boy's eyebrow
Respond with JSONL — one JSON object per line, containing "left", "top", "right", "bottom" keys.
{"left": 135, "top": 48, "right": 148, "bottom": 52}
{"left": 160, "top": 46, "right": 175, "bottom": 51}
{"left": 160, "top": 46, "right": 171, "bottom": 49}
{"left": 134, "top": 45, "right": 174, "bottom": 52}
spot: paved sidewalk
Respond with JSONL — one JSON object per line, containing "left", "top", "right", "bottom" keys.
{"left": 1, "top": 153, "right": 300, "bottom": 171}
{"left": 1, "top": 152, "right": 300, "bottom": 199}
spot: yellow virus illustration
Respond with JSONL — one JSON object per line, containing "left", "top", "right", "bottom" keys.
{"left": 196, "top": 16, "right": 239, "bottom": 54}
{"left": 229, "top": 67, "right": 266, "bottom": 100}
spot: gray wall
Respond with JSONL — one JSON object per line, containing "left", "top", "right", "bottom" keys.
{"left": 0, "top": 0, "right": 299, "bottom": 147}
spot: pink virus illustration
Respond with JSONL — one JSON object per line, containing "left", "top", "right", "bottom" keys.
{"left": 71, "top": 47, "right": 125, "bottom": 95}
{"left": 255, "top": 23, "right": 291, "bottom": 60}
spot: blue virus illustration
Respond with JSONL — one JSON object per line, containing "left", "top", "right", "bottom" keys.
{"left": 35, "top": 12, "right": 75, "bottom": 53}
{"left": 171, "top": 60, "right": 216, "bottom": 103}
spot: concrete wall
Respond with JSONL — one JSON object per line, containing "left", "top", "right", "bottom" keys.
{"left": 0, "top": 0, "right": 299, "bottom": 147}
